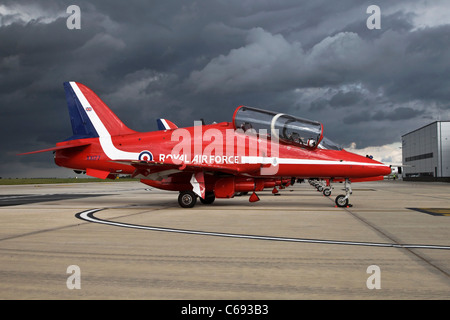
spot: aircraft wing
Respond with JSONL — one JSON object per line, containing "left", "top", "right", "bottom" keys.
{"left": 113, "top": 159, "right": 261, "bottom": 179}
{"left": 115, "top": 159, "right": 267, "bottom": 200}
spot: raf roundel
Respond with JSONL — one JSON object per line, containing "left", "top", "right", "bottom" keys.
{"left": 138, "top": 150, "right": 153, "bottom": 161}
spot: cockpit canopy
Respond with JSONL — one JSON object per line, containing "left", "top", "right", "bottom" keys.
{"left": 317, "top": 136, "right": 343, "bottom": 151}
{"left": 232, "top": 106, "right": 323, "bottom": 149}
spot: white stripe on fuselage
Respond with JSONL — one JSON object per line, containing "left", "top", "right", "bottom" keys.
{"left": 70, "top": 82, "right": 140, "bottom": 161}
{"left": 241, "top": 156, "right": 387, "bottom": 167}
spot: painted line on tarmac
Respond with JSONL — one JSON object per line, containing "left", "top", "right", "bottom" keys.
{"left": 76, "top": 208, "right": 450, "bottom": 251}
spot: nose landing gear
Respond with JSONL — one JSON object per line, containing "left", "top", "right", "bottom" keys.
{"left": 323, "top": 187, "right": 332, "bottom": 197}
{"left": 309, "top": 178, "right": 333, "bottom": 197}
{"left": 335, "top": 178, "right": 352, "bottom": 207}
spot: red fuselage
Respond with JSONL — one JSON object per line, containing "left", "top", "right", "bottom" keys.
{"left": 21, "top": 82, "right": 392, "bottom": 207}
{"left": 55, "top": 121, "right": 391, "bottom": 184}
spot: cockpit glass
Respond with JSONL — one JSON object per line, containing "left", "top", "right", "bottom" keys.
{"left": 317, "top": 136, "right": 343, "bottom": 150}
{"left": 233, "top": 106, "right": 323, "bottom": 149}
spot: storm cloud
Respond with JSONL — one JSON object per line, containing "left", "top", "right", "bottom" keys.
{"left": 1, "top": 0, "right": 449, "bottom": 177}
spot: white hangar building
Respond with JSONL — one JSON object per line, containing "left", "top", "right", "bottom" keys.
{"left": 402, "top": 121, "right": 450, "bottom": 181}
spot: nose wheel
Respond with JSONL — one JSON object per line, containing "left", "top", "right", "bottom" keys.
{"left": 335, "top": 194, "right": 349, "bottom": 207}
{"left": 335, "top": 178, "right": 352, "bottom": 207}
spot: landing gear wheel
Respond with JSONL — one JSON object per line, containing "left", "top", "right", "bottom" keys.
{"left": 199, "top": 192, "right": 215, "bottom": 204}
{"left": 335, "top": 195, "right": 349, "bottom": 207}
{"left": 178, "top": 191, "right": 197, "bottom": 208}
{"left": 317, "top": 186, "right": 323, "bottom": 192}
{"left": 323, "top": 188, "right": 332, "bottom": 197}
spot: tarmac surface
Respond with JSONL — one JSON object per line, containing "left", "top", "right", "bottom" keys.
{"left": 0, "top": 179, "right": 449, "bottom": 299}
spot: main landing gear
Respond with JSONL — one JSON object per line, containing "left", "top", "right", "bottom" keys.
{"left": 335, "top": 178, "right": 352, "bottom": 208}
{"left": 178, "top": 190, "right": 216, "bottom": 208}
{"left": 178, "top": 190, "right": 197, "bottom": 208}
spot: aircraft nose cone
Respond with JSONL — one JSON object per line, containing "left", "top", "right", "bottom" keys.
{"left": 368, "top": 158, "right": 391, "bottom": 176}
{"left": 379, "top": 164, "right": 392, "bottom": 176}
{"left": 357, "top": 153, "right": 391, "bottom": 177}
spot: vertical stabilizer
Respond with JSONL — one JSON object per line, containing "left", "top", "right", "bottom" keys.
{"left": 64, "top": 81, "right": 136, "bottom": 140}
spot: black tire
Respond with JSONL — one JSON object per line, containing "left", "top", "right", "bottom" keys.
{"left": 199, "top": 192, "right": 215, "bottom": 204}
{"left": 335, "top": 195, "right": 349, "bottom": 207}
{"left": 323, "top": 188, "right": 332, "bottom": 197}
{"left": 178, "top": 191, "right": 197, "bottom": 208}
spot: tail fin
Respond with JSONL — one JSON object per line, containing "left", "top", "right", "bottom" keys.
{"left": 156, "top": 118, "right": 178, "bottom": 130}
{"left": 64, "top": 81, "right": 136, "bottom": 140}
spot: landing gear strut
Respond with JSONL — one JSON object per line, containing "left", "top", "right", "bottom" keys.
{"left": 199, "top": 192, "right": 215, "bottom": 204}
{"left": 322, "top": 178, "right": 332, "bottom": 197}
{"left": 335, "top": 178, "right": 352, "bottom": 207}
{"left": 309, "top": 178, "right": 333, "bottom": 197}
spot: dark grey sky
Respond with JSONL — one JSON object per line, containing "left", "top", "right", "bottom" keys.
{"left": 1, "top": 0, "right": 449, "bottom": 177}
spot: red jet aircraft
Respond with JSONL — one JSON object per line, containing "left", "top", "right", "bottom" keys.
{"left": 20, "top": 82, "right": 391, "bottom": 208}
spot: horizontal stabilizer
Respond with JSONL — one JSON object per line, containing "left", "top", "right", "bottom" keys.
{"left": 17, "top": 142, "right": 90, "bottom": 155}
{"left": 86, "top": 168, "right": 111, "bottom": 179}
